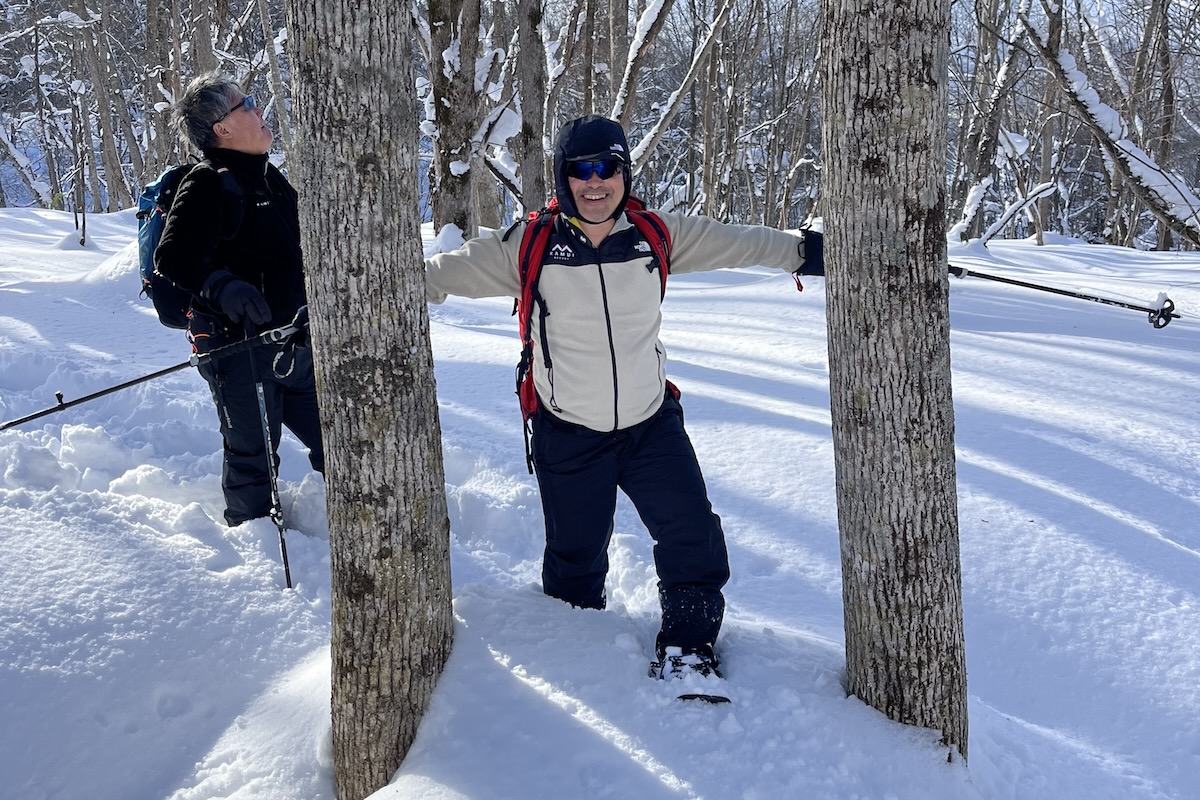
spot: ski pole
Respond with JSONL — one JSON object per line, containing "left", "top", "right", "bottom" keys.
{"left": 243, "top": 320, "right": 293, "bottom": 590}
{"left": 948, "top": 264, "right": 1179, "bottom": 329}
{"left": 1, "top": 314, "right": 307, "bottom": 432}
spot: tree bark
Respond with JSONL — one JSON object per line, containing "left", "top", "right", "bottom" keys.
{"left": 428, "top": 0, "right": 484, "bottom": 236}
{"left": 74, "top": 1, "right": 131, "bottom": 210}
{"left": 145, "top": 0, "right": 176, "bottom": 172}
{"left": 189, "top": 0, "right": 218, "bottom": 75}
{"left": 610, "top": 0, "right": 629, "bottom": 115}
{"left": 256, "top": 0, "right": 293, "bottom": 158}
{"left": 284, "top": 0, "right": 455, "bottom": 797}
{"left": 820, "top": 0, "right": 968, "bottom": 760}
{"left": 515, "top": 0, "right": 547, "bottom": 211}
{"left": 32, "top": 20, "right": 66, "bottom": 208}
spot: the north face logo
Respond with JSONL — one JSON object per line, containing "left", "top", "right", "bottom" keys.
{"left": 549, "top": 243, "right": 574, "bottom": 260}
{"left": 634, "top": 240, "right": 651, "bottom": 253}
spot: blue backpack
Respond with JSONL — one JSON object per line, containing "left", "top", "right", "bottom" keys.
{"left": 136, "top": 160, "right": 243, "bottom": 329}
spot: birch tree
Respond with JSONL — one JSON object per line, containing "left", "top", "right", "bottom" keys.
{"left": 820, "top": 0, "right": 969, "bottom": 760}
{"left": 284, "top": 0, "right": 454, "bottom": 796}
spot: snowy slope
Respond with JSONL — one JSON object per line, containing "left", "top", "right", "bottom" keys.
{"left": 1, "top": 207, "right": 1198, "bottom": 799}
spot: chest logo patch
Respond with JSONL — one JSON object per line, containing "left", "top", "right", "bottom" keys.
{"left": 549, "top": 243, "right": 574, "bottom": 260}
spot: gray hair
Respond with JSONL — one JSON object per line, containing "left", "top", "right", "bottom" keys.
{"left": 173, "top": 72, "right": 242, "bottom": 153}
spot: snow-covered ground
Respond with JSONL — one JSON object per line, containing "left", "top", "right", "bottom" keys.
{"left": 1, "top": 207, "right": 1198, "bottom": 799}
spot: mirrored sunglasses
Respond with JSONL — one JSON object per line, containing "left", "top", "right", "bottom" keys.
{"left": 567, "top": 159, "right": 623, "bottom": 181}
{"left": 218, "top": 95, "right": 257, "bottom": 121}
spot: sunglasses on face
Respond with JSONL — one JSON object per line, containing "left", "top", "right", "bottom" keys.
{"left": 218, "top": 95, "right": 257, "bottom": 121}
{"left": 567, "top": 159, "right": 623, "bottom": 181}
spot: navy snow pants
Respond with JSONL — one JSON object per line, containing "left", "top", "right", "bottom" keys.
{"left": 192, "top": 314, "right": 324, "bottom": 526}
{"left": 531, "top": 393, "right": 729, "bottom": 657}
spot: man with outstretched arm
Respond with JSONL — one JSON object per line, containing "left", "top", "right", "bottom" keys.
{"left": 425, "top": 114, "right": 823, "bottom": 695}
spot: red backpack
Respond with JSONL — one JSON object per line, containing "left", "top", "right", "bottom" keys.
{"left": 511, "top": 197, "right": 672, "bottom": 471}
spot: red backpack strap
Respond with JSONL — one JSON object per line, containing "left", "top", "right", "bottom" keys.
{"left": 514, "top": 210, "right": 557, "bottom": 471}
{"left": 626, "top": 209, "right": 672, "bottom": 298}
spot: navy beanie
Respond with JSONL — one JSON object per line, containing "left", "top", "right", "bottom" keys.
{"left": 552, "top": 115, "right": 632, "bottom": 221}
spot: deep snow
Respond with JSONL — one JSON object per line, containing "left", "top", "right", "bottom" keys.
{"left": 1, "top": 207, "right": 1198, "bottom": 799}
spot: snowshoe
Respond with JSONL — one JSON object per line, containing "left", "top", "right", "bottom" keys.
{"left": 649, "top": 646, "right": 731, "bottom": 704}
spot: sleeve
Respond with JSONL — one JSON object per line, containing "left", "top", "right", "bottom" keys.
{"left": 154, "top": 166, "right": 228, "bottom": 296}
{"left": 656, "top": 212, "right": 805, "bottom": 276}
{"left": 424, "top": 224, "right": 525, "bottom": 304}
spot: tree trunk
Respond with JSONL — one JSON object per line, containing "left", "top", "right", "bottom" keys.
{"left": 610, "top": 0, "right": 675, "bottom": 128}
{"left": 820, "top": 0, "right": 968, "bottom": 761}
{"left": 629, "top": 0, "right": 734, "bottom": 170}
{"left": 256, "top": 0, "right": 293, "bottom": 158}
{"left": 543, "top": 0, "right": 585, "bottom": 155}
{"left": 32, "top": 21, "right": 65, "bottom": 208}
{"left": 99, "top": 0, "right": 145, "bottom": 185}
{"left": 610, "top": 0, "right": 629, "bottom": 114}
{"left": 145, "top": 0, "right": 176, "bottom": 172}
{"left": 428, "top": 0, "right": 483, "bottom": 236}
{"left": 580, "top": 0, "right": 595, "bottom": 112}
{"left": 949, "top": 0, "right": 1025, "bottom": 239}
{"left": 515, "top": 0, "right": 547, "bottom": 212}
{"left": 190, "top": 0, "right": 218, "bottom": 75}
{"left": 75, "top": 1, "right": 131, "bottom": 210}
{"left": 1152, "top": 0, "right": 1176, "bottom": 250}
{"left": 1031, "top": 0, "right": 1062, "bottom": 244}
{"left": 284, "top": 0, "right": 455, "bottom": 797}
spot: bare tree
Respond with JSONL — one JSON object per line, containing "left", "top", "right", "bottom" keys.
{"left": 428, "top": 0, "right": 484, "bottom": 236}
{"left": 72, "top": 2, "right": 131, "bottom": 210}
{"left": 256, "top": 0, "right": 292, "bottom": 157}
{"left": 144, "top": 0, "right": 176, "bottom": 176}
{"left": 629, "top": 0, "right": 735, "bottom": 171}
{"left": 949, "top": 0, "right": 1027, "bottom": 238}
{"left": 820, "top": 0, "right": 969, "bottom": 761}
{"left": 284, "top": 0, "right": 455, "bottom": 797}
{"left": 610, "top": 0, "right": 675, "bottom": 128}
{"left": 1020, "top": 10, "right": 1200, "bottom": 247}
{"left": 515, "top": 0, "right": 548, "bottom": 210}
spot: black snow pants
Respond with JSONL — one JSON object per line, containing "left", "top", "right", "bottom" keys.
{"left": 531, "top": 393, "right": 729, "bottom": 658}
{"left": 191, "top": 313, "right": 324, "bottom": 526}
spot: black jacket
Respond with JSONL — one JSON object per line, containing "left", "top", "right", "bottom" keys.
{"left": 155, "top": 148, "right": 306, "bottom": 330}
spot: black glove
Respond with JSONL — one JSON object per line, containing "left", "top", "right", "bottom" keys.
{"left": 202, "top": 270, "right": 271, "bottom": 327}
{"left": 288, "top": 305, "right": 310, "bottom": 348}
{"left": 795, "top": 229, "right": 824, "bottom": 277}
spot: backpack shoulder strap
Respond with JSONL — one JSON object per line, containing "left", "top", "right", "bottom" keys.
{"left": 626, "top": 209, "right": 672, "bottom": 298}
{"left": 516, "top": 210, "right": 557, "bottom": 328}
{"left": 198, "top": 157, "right": 246, "bottom": 241}
{"left": 512, "top": 208, "right": 559, "bottom": 470}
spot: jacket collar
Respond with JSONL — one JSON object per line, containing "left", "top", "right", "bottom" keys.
{"left": 203, "top": 148, "right": 270, "bottom": 179}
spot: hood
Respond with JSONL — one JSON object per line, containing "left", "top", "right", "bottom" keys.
{"left": 552, "top": 115, "right": 632, "bottom": 221}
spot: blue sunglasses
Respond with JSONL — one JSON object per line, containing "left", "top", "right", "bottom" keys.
{"left": 218, "top": 95, "right": 257, "bottom": 121}
{"left": 567, "top": 159, "right": 623, "bottom": 181}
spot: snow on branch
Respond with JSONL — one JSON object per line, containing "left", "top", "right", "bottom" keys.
{"left": 629, "top": 0, "right": 735, "bottom": 172}
{"left": 609, "top": 0, "right": 673, "bottom": 125}
{"left": 1019, "top": 13, "right": 1200, "bottom": 247}
{"left": 979, "top": 181, "right": 1057, "bottom": 244}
